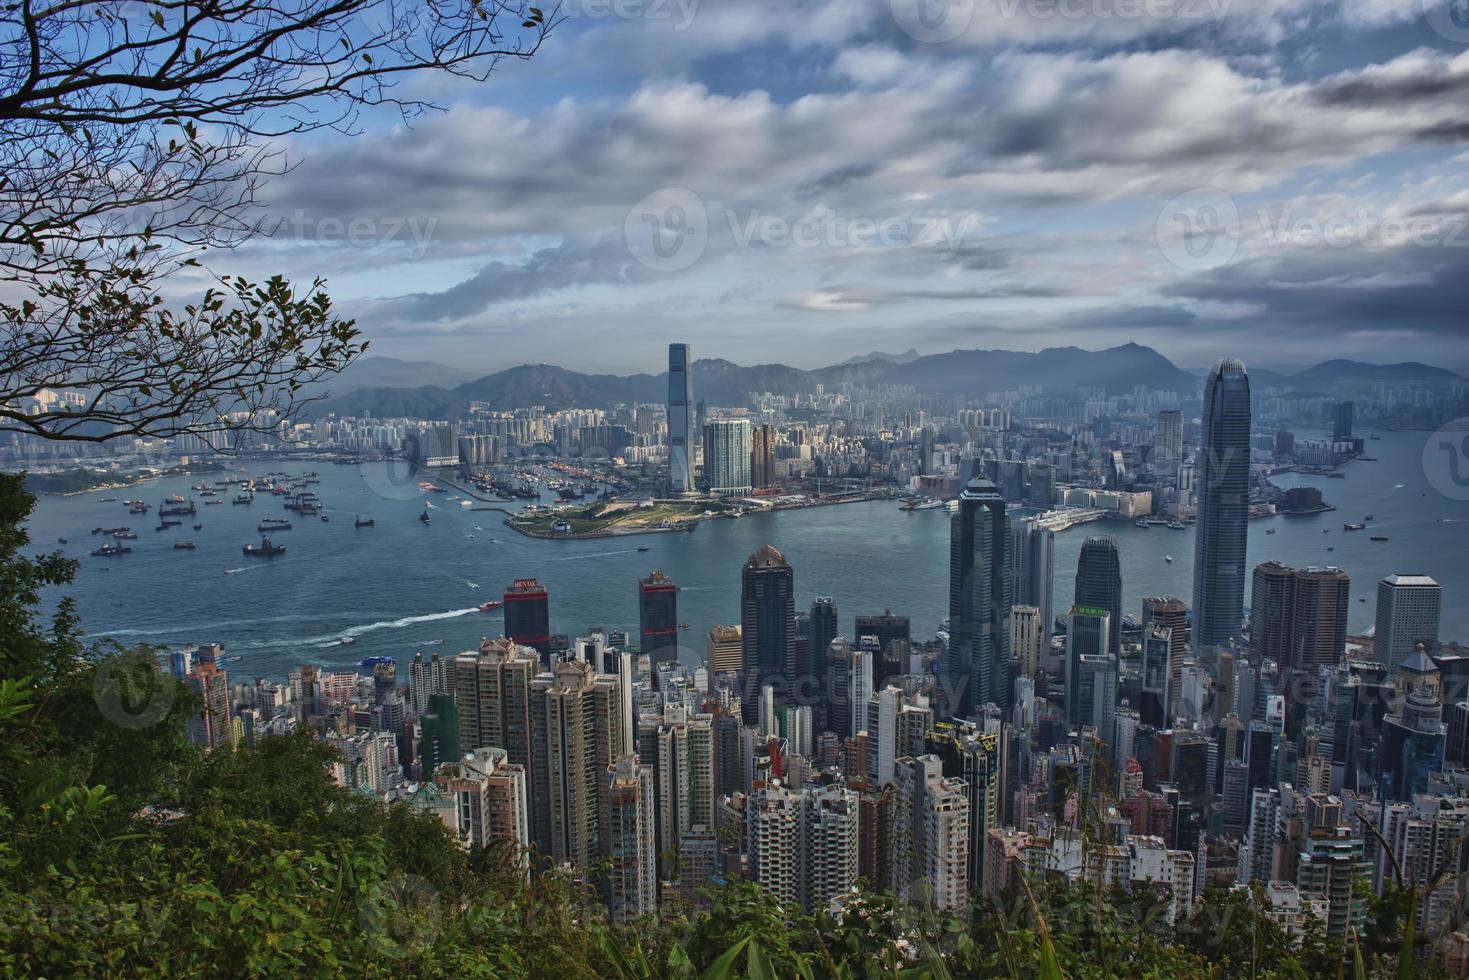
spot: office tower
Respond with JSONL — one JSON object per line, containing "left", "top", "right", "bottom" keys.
{"left": 638, "top": 706, "right": 716, "bottom": 883}
{"left": 1011, "top": 517, "right": 1055, "bottom": 656}
{"left": 810, "top": 597, "right": 839, "bottom": 677}
{"left": 925, "top": 722, "right": 1005, "bottom": 892}
{"left": 1026, "top": 461, "right": 1056, "bottom": 508}
{"left": 603, "top": 756, "right": 657, "bottom": 923}
{"left": 1250, "top": 562, "right": 1350, "bottom": 676}
{"left": 1139, "top": 625, "right": 1173, "bottom": 727}
{"left": 919, "top": 426, "right": 936, "bottom": 475}
{"left": 826, "top": 638, "right": 854, "bottom": 738}
{"left": 1141, "top": 596, "right": 1189, "bottom": 666}
{"left": 1192, "top": 358, "right": 1251, "bottom": 651}
{"left": 1010, "top": 605, "right": 1043, "bottom": 680}
{"left": 751, "top": 422, "right": 776, "bottom": 488}
{"left": 1075, "top": 535, "right": 1123, "bottom": 654}
{"left": 1375, "top": 574, "right": 1442, "bottom": 676}
{"left": 1448, "top": 701, "right": 1469, "bottom": 768}
{"left": 892, "top": 755, "right": 970, "bottom": 911}
{"left": 788, "top": 705, "right": 813, "bottom": 758}
{"left": 799, "top": 782, "right": 860, "bottom": 913}
{"left": 532, "top": 659, "right": 625, "bottom": 870}
{"left": 705, "top": 625, "right": 743, "bottom": 678}
{"left": 1331, "top": 401, "right": 1354, "bottom": 442}
{"left": 667, "top": 343, "right": 694, "bottom": 494}
{"left": 1077, "top": 654, "right": 1119, "bottom": 754}
{"left": 185, "top": 661, "right": 232, "bottom": 751}
{"left": 704, "top": 418, "right": 753, "bottom": 495}
{"left": 849, "top": 641, "right": 874, "bottom": 742}
{"left": 1296, "top": 794, "right": 1370, "bottom": 938}
{"left": 1155, "top": 409, "right": 1184, "bottom": 469}
{"left": 638, "top": 570, "right": 680, "bottom": 664}
{"left": 419, "top": 691, "right": 461, "bottom": 777}
{"left": 741, "top": 545, "right": 795, "bottom": 724}
{"left": 855, "top": 609, "right": 910, "bottom": 686}
{"left": 431, "top": 747, "right": 530, "bottom": 863}
{"left": 504, "top": 578, "right": 551, "bottom": 659}
{"left": 1378, "top": 685, "right": 1446, "bottom": 802}
{"left": 1066, "top": 606, "right": 1111, "bottom": 727}
{"left": 946, "top": 477, "right": 1011, "bottom": 717}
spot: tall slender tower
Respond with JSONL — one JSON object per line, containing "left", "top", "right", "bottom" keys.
{"left": 946, "top": 477, "right": 1011, "bottom": 717}
{"left": 1192, "top": 359, "right": 1251, "bottom": 652}
{"left": 668, "top": 343, "right": 694, "bottom": 495}
{"left": 742, "top": 545, "right": 796, "bottom": 725}
{"left": 1074, "top": 536, "right": 1123, "bottom": 655}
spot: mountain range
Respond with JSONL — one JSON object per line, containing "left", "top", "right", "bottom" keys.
{"left": 306, "top": 346, "right": 1462, "bottom": 419}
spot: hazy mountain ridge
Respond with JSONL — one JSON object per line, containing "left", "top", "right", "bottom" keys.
{"left": 308, "top": 346, "right": 1461, "bottom": 419}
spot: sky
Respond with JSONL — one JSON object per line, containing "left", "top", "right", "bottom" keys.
{"left": 213, "top": 0, "right": 1469, "bottom": 375}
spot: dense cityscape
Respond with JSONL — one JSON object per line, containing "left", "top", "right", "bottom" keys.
{"left": 17, "top": 338, "right": 1466, "bottom": 969}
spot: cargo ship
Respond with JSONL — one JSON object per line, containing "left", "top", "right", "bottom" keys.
{"left": 243, "top": 536, "right": 285, "bottom": 556}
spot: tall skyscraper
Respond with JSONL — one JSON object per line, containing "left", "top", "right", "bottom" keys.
{"left": 855, "top": 609, "right": 910, "bottom": 687}
{"left": 1155, "top": 409, "right": 1184, "bottom": 470}
{"left": 504, "top": 578, "right": 551, "bottom": 659}
{"left": 741, "top": 545, "right": 796, "bottom": 724}
{"left": 704, "top": 418, "right": 753, "bottom": 495}
{"left": 892, "top": 755, "right": 970, "bottom": 910}
{"left": 751, "top": 422, "right": 776, "bottom": 488}
{"left": 1375, "top": 574, "right": 1442, "bottom": 676}
{"left": 1010, "top": 605, "right": 1043, "bottom": 680}
{"left": 810, "top": 597, "right": 839, "bottom": 678}
{"left": 667, "top": 343, "right": 694, "bottom": 495}
{"left": 1249, "top": 562, "right": 1350, "bottom": 712}
{"left": 1010, "top": 517, "right": 1054, "bottom": 657}
{"left": 532, "top": 659, "right": 625, "bottom": 870}
{"left": 1331, "top": 401, "right": 1355, "bottom": 442}
{"left": 1075, "top": 535, "right": 1123, "bottom": 655}
{"left": 453, "top": 638, "right": 541, "bottom": 845}
{"left": 946, "top": 477, "right": 1011, "bottom": 717}
{"left": 638, "top": 570, "right": 680, "bottom": 664}
{"left": 1065, "top": 605, "right": 1111, "bottom": 727}
{"left": 1192, "top": 359, "right": 1252, "bottom": 651}
{"left": 185, "top": 661, "right": 232, "bottom": 751}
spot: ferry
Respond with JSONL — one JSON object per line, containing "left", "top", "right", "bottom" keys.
{"left": 174, "top": 542, "right": 197, "bottom": 550}
{"left": 243, "top": 536, "right": 285, "bottom": 557}
{"left": 478, "top": 600, "right": 503, "bottom": 612}
{"left": 258, "top": 520, "right": 292, "bottom": 532}
{"left": 92, "top": 542, "right": 131, "bottom": 556}
{"left": 1344, "top": 523, "right": 1365, "bottom": 531}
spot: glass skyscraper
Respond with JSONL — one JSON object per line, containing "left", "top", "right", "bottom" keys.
{"left": 667, "top": 343, "right": 694, "bottom": 494}
{"left": 1074, "top": 535, "right": 1122, "bottom": 656}
{"left": 741, "top": 545, "right": 795, "bottom": 725}
{"left": 1192, "top": 358, "right": 1251, "bottom": 652}
{"left": 946, "top": 476, "right": 1011, "bottom": 718}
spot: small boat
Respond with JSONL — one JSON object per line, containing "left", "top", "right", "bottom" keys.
{"left": 1370, "top": 535, "right": 1389, "bottom": 542}
{"left": 338, "top": 636, "right": 356, "bottom": 645}
{"left": 1322, "top": 529, "right": 1331, "bottom": 533}
{"left": 193, "top": 523, "right": 202, "bottom": 530}
{"left": 91, "top": 542, "right": 130, "bottom": 556}
{"left": 1359, "top": 597, "right": 1366, "bottom": 602}
{"left": 1266, "top": 529, "right": 1276, "bottom": 534}
{"left": 57, "top": 537, "right": 67, "bottom": 544}
{"left": 1163, "top": 555, "right": 1173, "bottom": 563}
{"left": 174, "top": 542, "right": 197, "bottom": 550}
{"left": 205, "top": 500, "right": 223, "bottom": 506}
{"left": 1364, "top": 515, "right": 1374, "bottom": 521}
{"left": 679, "top": 622, "right": 692, "bottom": 630}
{"left": 637, "top": 546, "right": 651, "bottom": 552}
{"left": 321, "top": 514, "right": 329, "bottom": 522}
{"left": 233, "top": 495, "right": 251, "bottom": 505}
{"left": 478, "top": 600, "right": 503, "bottom": 612}
{"left": 114, "top": 531, "right": 137, "bottom": 539}
{"left": 355, "top": 516, "right": 374, "bottom": 528}
{"left": 419, "top": 508, "right": 431, "bottom": 525}
{"left": 1344, "top": 523, "right": 1365, "bottom": 531}
{"left": 1134, "top": 519, "right": 1149, "bottom": 528}
{"left": 1326, "top": 547, "right": 1334, "bottom": 551}
{"left": 99, "top": 497, "right": 118, "bottom": 503}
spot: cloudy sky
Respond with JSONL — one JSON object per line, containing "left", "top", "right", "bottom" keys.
{"left": 226, "top": 0, "right": 1469, "bottom": 375}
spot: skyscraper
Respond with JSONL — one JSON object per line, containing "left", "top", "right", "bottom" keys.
{"left": 1155, "top": 409, "right": 1184, "bottom": 470}
{"left": 603, "top": 755, "right": 657, "bottom": 922}
{"left": 751, "top": 422, "right": 776, "bottom": 488}
{"left": 667, "top": 343, "right": 694, "bottom": 495}
{"left": 704, "top": 418, "right": 753, "bottom": 495}
{"left": 504, "top": 578, "right": 551, "bottom": 659}
{"left": 741, "top": 545, "right": 796, "bottom": 724}
{"left": 1331, "top": 401, "right": 1355, "bottom": 442}
{"left": 947, "top": 476, "right": 1011, "bottom": 717}
{"left": 1075, "top": 535, "right": 1123, "bottom": 655}
{"left": 532, "top": 659, "right": 625, "bottom": 870}
{"left": 1065, "top": 605, "right": 1111, "bottom": 727}
{"left": 810, "top": 596, "right": 838, "bottom": 678}
{"left": 1192, "top": 359, "right": 1252, "bottom": 651}
{"left": 1249, "top": 562, "right": 1350, "bottom": 713}
{"left": 638, "top": 570, "right": 680, "bottom": 664}
{"left": 1375, "top": 574, "right": 1442, "bottom": 676}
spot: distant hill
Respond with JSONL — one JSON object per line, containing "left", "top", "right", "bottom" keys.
{"left": 305, "top": 345, "right": 1457, "bottom": 420}
{"left": 835, "top": 349, "right": 922, "bottom": 366}
{"left": 307, "top": 356, "right": 479, "bottom": 399}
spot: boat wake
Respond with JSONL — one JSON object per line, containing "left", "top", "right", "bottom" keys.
{"left": 310, "top": 607, "right": 481, "bottom": 647}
